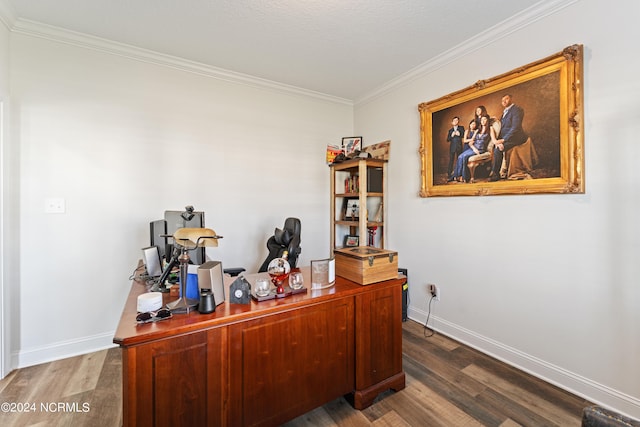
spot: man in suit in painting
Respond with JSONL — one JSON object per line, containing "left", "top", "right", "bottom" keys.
{"left": 489, "top": 94, "right": 528, "bottom": 181}
{"left": 446, "top": 116, "right": 465, "bottom": 181}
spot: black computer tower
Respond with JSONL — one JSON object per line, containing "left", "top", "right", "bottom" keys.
{"left": 398, "top": 268, "right": 408, "bottom": 322}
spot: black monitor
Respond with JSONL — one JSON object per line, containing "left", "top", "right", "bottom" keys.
{"left": 150, "top": 219, "right": 168, "bottom": 260}
{"left": 164, "top": 210, "right": 206, "bottom": 265}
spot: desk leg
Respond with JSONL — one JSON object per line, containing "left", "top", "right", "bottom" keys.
{"left": 348, "top": 371, "right": 406, "bottom": 409}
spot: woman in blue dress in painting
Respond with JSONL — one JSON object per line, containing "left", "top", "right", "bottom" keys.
{"left": 453, "top": 115, "right": 492, "bottom": 182}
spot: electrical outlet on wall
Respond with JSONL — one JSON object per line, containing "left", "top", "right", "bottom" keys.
{"left": 428, "top": 284, "right": 439, "bottom": 301}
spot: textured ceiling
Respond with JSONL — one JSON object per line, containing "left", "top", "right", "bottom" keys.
{"left": 6, "top": 0, "right": 553, "bottom": 101}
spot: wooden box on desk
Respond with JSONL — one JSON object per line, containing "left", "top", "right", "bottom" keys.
{"left": 334, "top": 246, "right": 398, "bottom": 285}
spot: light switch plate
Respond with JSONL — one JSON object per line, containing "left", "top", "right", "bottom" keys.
{"left": 45, "top": 198, "right": 65, "bottom": 213}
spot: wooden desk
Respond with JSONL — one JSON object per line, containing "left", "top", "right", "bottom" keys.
{"left": 114, "top": 267, "right": 405, "bottom": 427}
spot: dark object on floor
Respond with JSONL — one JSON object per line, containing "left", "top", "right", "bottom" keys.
{"left": 582, "top": 406, "right": 640, "bottom": 427}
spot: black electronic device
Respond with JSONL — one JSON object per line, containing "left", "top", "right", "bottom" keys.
{"left": 150, "top": 219, "right": 168, "bottom": 260}
{"left": 198, "top": 290, "right": 215, "bottom": 314}
{"left": 398, "top": 268, "right": 408, "bottom": 322}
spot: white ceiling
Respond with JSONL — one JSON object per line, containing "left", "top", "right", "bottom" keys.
{"left": 4, "top": 0, "right": 560, "bottom": 101}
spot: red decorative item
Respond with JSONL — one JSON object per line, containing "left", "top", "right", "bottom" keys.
{"left": 367, "top": 226, "right": 377, "bottom": 246}
{"left": 267, "top": 251, "right": 291, "bottom": 294}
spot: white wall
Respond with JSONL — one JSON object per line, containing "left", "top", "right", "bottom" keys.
{"left": 5, "top": 0, "right": 640, "bottom": 420}
{"left": 0, "top": 10, "right": 14, "bottom": 379}
{"left": 355, "top": 0, "right": 639, "bottom": 419}
{"left": 9, "top": 33, "right": 352, "bottom": 367}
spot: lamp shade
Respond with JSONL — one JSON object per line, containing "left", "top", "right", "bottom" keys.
{"left": 173, "top": 228, "right": 221, "bottom": 248}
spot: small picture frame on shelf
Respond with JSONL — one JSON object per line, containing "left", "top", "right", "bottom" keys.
{"left": 343, "top": 199, "right": 360, "bottom": 220}
{"left": 344, "top": 235, "right": 359, "bottom": 247}
{"left": 342, "top": 136, "right": 362, "bottom": 156}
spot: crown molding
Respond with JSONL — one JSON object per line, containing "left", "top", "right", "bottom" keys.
{"left": 10, "top": 18, "right": 353, "bottom": 106}
{"left": 3, "top": 0, "right": 579, "bottom": 107}
{"left": 0, "top": 0, "right": 16, "bottom": 30}
{"left": 355, "top": 0, "right": 581, "bottom": 106}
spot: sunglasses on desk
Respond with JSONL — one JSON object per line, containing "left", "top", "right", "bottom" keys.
{"left": 136, "top": 308, "right": 172, "bottom": 324}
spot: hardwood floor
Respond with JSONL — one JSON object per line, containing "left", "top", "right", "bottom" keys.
{"left": 0, "top": 343, "right": 122, "bottom": 427}
{"left": 0, "top": 320, "right": 590, "bottom": 426}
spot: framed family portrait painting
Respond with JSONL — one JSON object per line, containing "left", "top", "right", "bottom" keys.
{"left": 419, "top": 44, "right": 584, "bottom": 197}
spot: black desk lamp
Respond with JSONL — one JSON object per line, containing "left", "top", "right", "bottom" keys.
{"left": 166, "top": 228, "right": 222, "bottom": 313}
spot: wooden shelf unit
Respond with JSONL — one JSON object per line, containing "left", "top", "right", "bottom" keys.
{"left": 330, "top": 158, "right": 387, "bottom": 250}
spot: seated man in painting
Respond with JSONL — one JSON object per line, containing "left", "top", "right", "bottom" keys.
{"left": 489, "top": 94, "right": 528, "bottom": 181}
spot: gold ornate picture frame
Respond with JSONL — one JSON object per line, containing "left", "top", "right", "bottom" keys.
{"left": 419, "top": 44, "right": 584, "bottom": 197}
